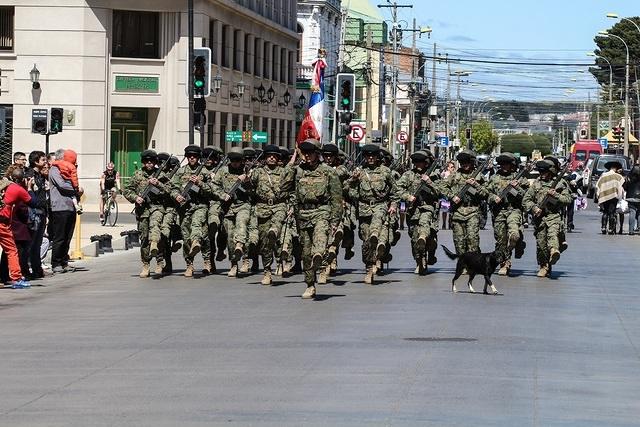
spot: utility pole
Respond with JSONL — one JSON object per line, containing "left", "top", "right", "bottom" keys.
{"left": 445, "top": 54, "right": 451, "bottom": 159}
{"left": 366, "top": 26, "right": 373, "bottom": 143}
{"left": 188, "top": 0, "right": 194, "bottom": 147}
{"left": 408, "top": 18, "right": 417, "bottom": 156}
{"left": 429, "top": 42, "right": 436, "bottom": 148}
{"left": 333, "top": 6, "right": 349, "bottom": 147}
{"left": 378, "top": 1, "right": 413, "bottom": 156}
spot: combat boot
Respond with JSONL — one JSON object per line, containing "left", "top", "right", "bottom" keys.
{"left": 184, "top": 264, "right": 194, "bottom": 278}
{"left": 283, "top": 261, "right": 293, "bottom": 276}
{"left": 233, "top": 242, "right": 244, "bottom": 261}
{"left": 239, "top": 258, "right": 250, "bottom": 274}
{"left": 154, "top": 260, "right": 164, "bottom": 276}
{"left": 317, "top": 266, "right": 329, "bottom": 284}
{"left": 330, "top": 258, "right": 338, "bottom": 275}
{"left": 202, "top": 260, "right": 212, "bottom": 276}
{"left": 416, "top": 234, "right": 427, "bottom": 251}
{"left": 228, "top": 263, "right": 238, "bottom": 278}
{"left": 549, "top": 248, "right": 561, "bottom": 266}
{"left": 261, "top": 270, "right": 272, "bottom": 286}
{"left": 301, "top": 285, "right": 316, "bottom": 299}
{"left": 344, "top": 247, "right": 355, "bottom": 260}
{"left": 216, "top": 249, "right": 226, "bottom": 261}
{"left": 392, "top": 230, "right": 401, "bottom": 245}
{"left": 514, "top": 238, "right": 526, "bottom": 259}
{"left": 189, "top": 240, "right": 201, "bottom": 257}
{"left": 171, "top": 241, "right": 182, "bottom": 253}
{"left": 364, "top": 266, "right": 374, "bottom": 285}
{"left": 139, "top": 263, "right": 150, "bottom": 278}
{"left": 149, "top": 241, "right": 159, "bottom": 258}
{"left": 536, "top": 264, "right": 549, "bottom": 278}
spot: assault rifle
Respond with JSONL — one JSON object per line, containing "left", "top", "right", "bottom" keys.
{"left": 536, "top": 161, "right": 570, "bottom": 213}
{"left": 178, "top": 149, "right": 217, "bottom": 206}
{"left": 131, "top": 155, "right": 171, "bottom": 214}
{"left": 222, "top": 151, "right": 264, "bottom": 205}
{"left": 450, "top": 155, "right": 493, "bottom": 212}
{"left": 346, "top": 150, "right": 363, "bottom": 171}
{"left": 408, "top": 153, "right": 444, "bottom": 211}
{"left": 490, "top": 162, "right": 533, "bottom": 210}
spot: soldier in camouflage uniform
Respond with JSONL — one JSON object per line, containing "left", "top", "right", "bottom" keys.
{"left": 485, "top": 152, "right": 528, "bottom": 276}
{"left": 294, "top": 139, "right": 343, "bottom": 299}
{"left": 249, "top": 145, "right": 294, "bottom": 285}
{"left": 397, "top": 150, "right": 441, "bottom": 275}
{"left": 156, "top": 152, "right": 181, "bottom": 275}
{"left": 240, "top": 147, "right": 260, "bottom": 274}
{"left": 171, "top": 145, "right": 213, "bottom": 277}
{"left": 348, "top": 144, "right": 399, "bottom": 284}
{"left": 441, "top": 149, "right": 488, "bottom": 254}
{"left": 523, "top": 158, "right": 572, "bottom": 278}
{"left": 379, "top": 146, "right": 402, "bottom": 272}
{"left": 211, "top": 147, "right": 252, "bottom": 277}
{"left": 123, "top": 150, "right": 167, "bottom": 278}
{"left": 200, "top": 146, "right": 225, "bottom": 274}
{"left": 274, "top": 147, "right": 296, "bottom": 276}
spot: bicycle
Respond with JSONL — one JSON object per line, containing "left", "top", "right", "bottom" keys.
{"left": 101, "top": 189, "right": 119, "bottom": 227}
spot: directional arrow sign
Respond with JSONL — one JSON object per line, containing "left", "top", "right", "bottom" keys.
{"left": 599, "top": 137, "right": 608, "bottom": 149}
{"left": 252, "top": 131, "right": 268, "bottom": 144}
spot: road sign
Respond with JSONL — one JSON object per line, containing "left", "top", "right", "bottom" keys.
{"left": 599, "top": 121, "right": 610, "bottom": 131}
{"left": 599, "top": 137, "right": 608, "bottom": 149}
{"left": 397, "top": 131, "right": 409, "bottom": 144}
{"left": 31, "top": 109, "right": 49, "bottom": 134}
{"left": 251, "top": 131, "right": 268, "bottom": 144}
{"left": 438, "top": 136, "right": 449, "bottom": 147}
{"left": 348, "top": 124, "right": 365, "bottom": 142}
{"left": 226, "top": 130, "right": 242, "bottom": 142}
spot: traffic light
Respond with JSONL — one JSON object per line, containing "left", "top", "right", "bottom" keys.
{"left": 613, "top": 126, "right": 623, "bottom": 140}
{"left": 336, "top": 73, "right": 355, "bottom": 113}
{"left": 192, "top": 47, "right": 211, "bottom": 97}
{"left": 31, "top": 109, "right": 48, "bottom": 134}
{"left": 465, "top": 128, "right": 471, "bottom": 140}
{"left": 339, "top": 112, "right": 353, "bottom": 137}
{"left": 50, "top": 107, "right": 63, "bottom": 134}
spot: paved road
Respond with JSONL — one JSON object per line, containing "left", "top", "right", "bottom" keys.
{"left": 0, "top": 206, "right": 638, "bottom": 426}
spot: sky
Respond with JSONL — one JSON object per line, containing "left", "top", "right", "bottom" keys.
{"left": 376, "top": 0, "right": 639, "bottom": 103}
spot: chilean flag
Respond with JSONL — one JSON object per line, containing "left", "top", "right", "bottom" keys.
{"left": 296, "top": 55, "right": 327, "bottom": 144}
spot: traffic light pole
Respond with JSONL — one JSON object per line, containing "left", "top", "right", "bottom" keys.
{"left": 45, "top": 132, "right": 50, "bottom": 156}
{"left": 188, "top": 0, "right": 195, "bottom": 147}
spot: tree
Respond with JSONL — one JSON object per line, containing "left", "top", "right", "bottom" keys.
{"left": 500, "top": 134, "right": 535, "bottom": 157}
{"left": 461, "top": 120, "right": 498, "bottom": 154}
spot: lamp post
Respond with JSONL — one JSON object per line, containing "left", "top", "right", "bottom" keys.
{"left": 30, "top": 64, "right": 40, "bottom": 90}
{"left": 598, "top": 30, "right": 629, "bottom": 156}
{"left": 587, "top": 52, "right": 613, "bottom": 129}
{"left": 450, "top": 70, "right": 471, "bottom": 146}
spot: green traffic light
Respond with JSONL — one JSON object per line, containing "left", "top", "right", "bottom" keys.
{"left": 195, "top": 79, "right": 204, "bottom": 88}
{"left": 342, "top": 98, "right": 350, "bottom": 106}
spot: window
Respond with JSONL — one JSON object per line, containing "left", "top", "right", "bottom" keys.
{"left": 263, "top": 42, "right": 270, "bottom": 79}
{"left": 272, "top": 45, "right": 278, "bottom": 81}
{"left": 207, "top": 111, "right": 217, "bottom": 146}
{"left": 244, "top": 34, "right": 251, "bottom": 73}
{"left": 0, "top": 7, "right": 14, "bottom": 51}
{"left": 233, "top": 29, "right": 241, "bottom": 71}
{"left": 280, "top": 49, "right": 287, "bottom": 82}
{"left": 112, "top": 10, "right": 159, "bottom": 58}
{"left": 209, "top": 20, "right": 218, "bottom": 65}
{"left": 254, "top": 38, "right": 261, "bottom": 76}
{"left": 288, "top": 51, "right": 294, "bottom": 84}
{"left": 296, "top": 23, "right": 303, "bottom": 63}
{"left": 221, "top": 25, "right": 229, "bottom": 67}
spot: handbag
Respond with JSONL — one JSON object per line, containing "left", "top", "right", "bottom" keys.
{"left": 616, "top": 199, "right": 629, "bottom": 214}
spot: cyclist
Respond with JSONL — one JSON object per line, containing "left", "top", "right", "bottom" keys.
{"left": 99, "top": 162, "right": 120, "bottom": 221}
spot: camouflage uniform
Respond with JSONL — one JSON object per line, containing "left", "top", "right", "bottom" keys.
{"left": 200, "top": 147, "right": 225, "bottom": 274}
{"left": 397, "top": 150, "right": 441, "bottom": 275}
{"left": 122, "top": 150, "right": 167, "bottom": 277}
{"left": 170, "top": 145, "right": 213, "bottom": 276}
{"left": 210, "top": 147, "right": 252, "bottom": 276}
{"left": 250, "top": 145, "right": 295, "bottom": 284}
{"left": 523, "top": 159, "right": 572, "bottom": 277}
{"left": 294, "top": 139, "right": 343, "bottom": 297}
{"left": 485, "top": 153, "right": 529, "bottom": 274}
{"left": 157, "top": 154, "right": 181, "bottom": 274}
{"left": 440, "top": 150, "right": 488, "bottom": 254}
{"left": 348, "top": 144, "right": 399, "bottom": 283}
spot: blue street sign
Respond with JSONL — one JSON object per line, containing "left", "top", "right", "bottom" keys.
{"left": 439, "top": 136, "right": 450, "bottom": 147}
{"left": 598, "top": 137, "right": 608, "bottom": 149}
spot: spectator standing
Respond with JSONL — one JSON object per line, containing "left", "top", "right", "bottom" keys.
{"left": 13, "top": 152, "right": 27, "bottom": 168}
{"left": 440, "top": 161, "right": 455, "bottom": 229}
{"left": 0, "top": 177, "right": 33, "bottom": 288}
{"left": 1, "top": 167, "right": 32, "bottom": 278}
{"left": 596, "top": 160, "right": 625, "bottom": 234}
{"left": 24, "top": 151, "right": 49, "bottom": 278}
{"left": 623, "top": 165, "right": 640, "bottom": 235}
{"left": 48, "top": 149, "right": 82, "bottom": 273}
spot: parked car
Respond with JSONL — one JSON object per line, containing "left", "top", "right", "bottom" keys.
{"left": 586, "top": 154, "right": 631, "bottom": 202}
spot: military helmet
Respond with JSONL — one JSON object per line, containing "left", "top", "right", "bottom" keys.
{"left": 263, "top": 144, "right": 282, "bottom": 157}
{"left": 361, "top": 144, "right": 381, "bottom": 155}
{"left": 202, "top": 147, "right": 217, "bottom": 159}
{"left": 536, "top": 159, "right": 556, "bottom": 173}
{"left": 322, "top": 143, "right": 339, "bottom": 154}
{"left": 456, "top": 149, "right": 477, "bottom": 163}
{"left": 169, "top": 156, "right": 180, "bottom": 168}
{"left": 496, "top": 152, "right": 517, "bottom": 165}
{"left": 184, "top": 145, "right": 202, "bottom": 157}
{"left": 157, "top": 152, "right": 170, "bottom": 163}
{"left": 410, "top": 150, "right": 429, "bottom": 162}
{"left": 380, "top": 146, "right": 392, "bottom": 158}
{"left": 227, "top": 146, "right": 244, "bottom": 160}
{"left": 243, "top": 147, "right": 256, "bottom": 158}
{"left": 141, "top": 149, "right": 158, "bottom": 162}
{"left": 299, "top": 138, "right": 322, "bottom": 152}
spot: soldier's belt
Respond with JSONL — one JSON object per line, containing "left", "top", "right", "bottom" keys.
{"left": 361, "top": 199, "right": 388, "bottom": 206}
{"left": 258, "top": 198, "right": 287, "bottom": 206}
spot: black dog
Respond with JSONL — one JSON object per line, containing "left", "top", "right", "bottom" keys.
{"left": 441, "top": 245, "right": 505, "bottom": 295}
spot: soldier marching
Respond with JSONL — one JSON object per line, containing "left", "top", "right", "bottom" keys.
{"left": 127, "top": 142, "right": 572, "bottom": 298}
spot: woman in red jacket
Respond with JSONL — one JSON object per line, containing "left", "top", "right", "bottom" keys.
{"left": 0, "top": 174, "right": 33, "bottom": 288}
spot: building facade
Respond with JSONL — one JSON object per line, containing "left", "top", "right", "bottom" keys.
{"left": 0, "top": 0, "right": 297, "bottom": 203}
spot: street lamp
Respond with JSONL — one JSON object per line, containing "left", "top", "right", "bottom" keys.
{"left": 598, "top": 30, "right": 630, "bottom": 156}
{"left": 607, "top": 13, "right": 640, "bottom": 34}
{"left": 30, "top": 64, "right": 40, "bottom": 90}
{"left": 450, "top": 70, "right": 471, "bottom": 144}
{"left": 212, "top": 70, "right": 222, "bottom": 93}
{"left": 587, "top": 52, "right": 613, "bottom": 128}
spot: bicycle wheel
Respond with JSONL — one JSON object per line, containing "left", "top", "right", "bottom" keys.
{"left": 100, "top": 196, "right": 108, "bottom": 225}
{"left": 107, "top": 199, "right": 118, "bottom": 227}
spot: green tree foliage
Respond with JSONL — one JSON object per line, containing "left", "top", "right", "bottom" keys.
{"left": 500, "top": 133, "right": 552, "bottom": 157}
{"left": 493, "top": 101, "right": 530, "bottom": 122}
{"left": 590, "top": 18, "right": 640, "bottom": 103}
{"left": 460, "top": 120, "right": 499, "bottom": 154}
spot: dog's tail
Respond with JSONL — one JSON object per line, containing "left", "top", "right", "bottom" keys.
{"left": 441, "top": 245, "right": 458, "bottom": 260}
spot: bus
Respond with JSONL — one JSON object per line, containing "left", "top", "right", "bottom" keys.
{"left": 569, "top": 140, "right": 602, "bottom": 171}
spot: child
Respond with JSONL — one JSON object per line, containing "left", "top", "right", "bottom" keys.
{"left": 51, "top": 150, "right": 83, "bottom": 214}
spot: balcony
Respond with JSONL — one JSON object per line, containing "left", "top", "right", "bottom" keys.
{"left": 296, "top": 63, "right": 314, "bottom": 81}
